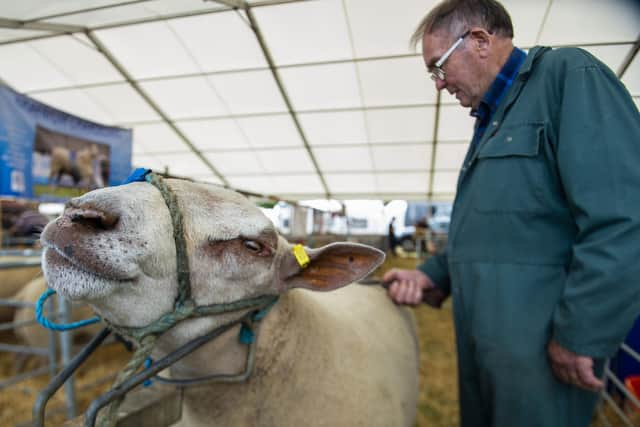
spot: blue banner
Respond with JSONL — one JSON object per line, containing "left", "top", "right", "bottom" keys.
{"left": 0, "top": 85, "right": 132, "bottom": 201}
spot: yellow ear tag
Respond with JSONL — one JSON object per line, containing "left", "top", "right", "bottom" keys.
{"left": 293, "top": 244, "right": 310, "bottom": 269}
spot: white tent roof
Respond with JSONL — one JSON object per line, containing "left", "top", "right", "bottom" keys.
{"left": 1, "top": 0, "right": 638, "bottom": 201}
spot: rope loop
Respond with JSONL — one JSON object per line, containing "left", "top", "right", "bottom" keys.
{"left": 36, "top": 288, "right": 101, "bottom": 331}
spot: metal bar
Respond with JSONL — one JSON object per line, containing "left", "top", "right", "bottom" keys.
{"left": 58, "top": 296, "right": 78, "bottom": 418}
{"left": 604, "top": 367, "right": 640, "bottom": 409}
{"left": 83, "top": 320, "right": 239, "bottom": 427}
{"left": 0, "top": 343, "right": 50, "bottom": 356}
{"left": 621, "top": 342, "right": 640, "bottom": 363}
{"left": 534, "top": 0, "right": 553, "bottom": 45}
{"left": 0, "top": 17, "right": 84, "bottom": 33}
{"left": 211, "top": 0, "right": 246, "bottom": 8}
{"left": 24, "top": 1, "right": 155, "bottom": 23}
{"left": 33, "top": 327, "right": 111, "bottom": 427}
{"left": 427, "top": 91, "right": 443, "bottom": 200}
{"left": 84, "top": 31, "right": 229, "bottom": 186}
{"left": 600, "top": 390, "right": 635, "bottom": 427}
{"left": 0, "top": 260, "right": 42, "bottom": 269}
{"left": 245, "top": 7, "right": 330, "bottom": 198}
{"left": 0, "top": 248, "right": 42, "bottom": 256}
{"left": 617, "top": 34, "right": 640, "bottom": 79}
{"left": 0, "top": 299, "right": 36, "bottom": 308}
{"left": 46, "top": 296, "right": 58, "bottom": 378}
{"left": 0, "top": 364, "right": 58, "bottom": 389}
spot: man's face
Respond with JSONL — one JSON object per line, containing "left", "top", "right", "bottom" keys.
{"left": 422, "top": 30, "right": 485, "bottom": 109}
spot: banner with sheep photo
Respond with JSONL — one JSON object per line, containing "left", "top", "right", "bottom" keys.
{"left": 0, "top": 85, "right": 132, "bottom": 201}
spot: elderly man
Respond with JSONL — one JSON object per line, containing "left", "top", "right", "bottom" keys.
{"left": 384, "top": 0, "right": 640, "bottom": 426}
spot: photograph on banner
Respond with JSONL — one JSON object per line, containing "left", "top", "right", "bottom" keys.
{"left": 32, "top": 126, "right": 111, "bottom": 199}
{"left": 0, "top": 85, "right": 132, "bottom": 202}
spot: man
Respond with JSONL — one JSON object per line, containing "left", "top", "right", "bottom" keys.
{"left": 384, "top": 1, "right": 640, "bottom": 426}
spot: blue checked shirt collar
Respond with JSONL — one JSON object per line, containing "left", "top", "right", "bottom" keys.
{"left": 471, "top": 47, "right": 527, "bottom": 127}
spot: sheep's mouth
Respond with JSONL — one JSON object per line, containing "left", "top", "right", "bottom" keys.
{"left": 43, "top": 244, "right": 136, "bottom": 283}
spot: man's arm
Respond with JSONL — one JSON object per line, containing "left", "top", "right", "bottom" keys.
{"left": 551, "top": 59, "right": 640, "bottom": 359}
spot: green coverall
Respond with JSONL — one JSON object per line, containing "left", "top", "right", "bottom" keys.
{"left": 419, "top": 46, "right": 640, "bottom": 427}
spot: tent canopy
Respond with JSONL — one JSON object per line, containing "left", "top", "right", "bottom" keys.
{"left": 0, "top": 0, "right": 638, "bottom": 201}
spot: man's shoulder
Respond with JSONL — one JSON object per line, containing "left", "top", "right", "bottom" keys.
{"left": 533, "top": 46, "right": 604, "bottom": 72}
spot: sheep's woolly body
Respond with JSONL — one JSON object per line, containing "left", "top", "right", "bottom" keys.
{"left": 40, "top": 179, "right": 420, "bottom": 427}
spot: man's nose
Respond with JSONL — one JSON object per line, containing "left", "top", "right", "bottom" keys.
{"left": 434, "top": 78, "right": 447, "bottom": 91}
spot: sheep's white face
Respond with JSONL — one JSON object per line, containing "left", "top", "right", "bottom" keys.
{"left": 41, "top": 179, "right": 384, "bottom": 329}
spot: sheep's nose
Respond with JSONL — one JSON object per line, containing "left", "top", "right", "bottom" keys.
{"left": 65, "top": 205, "right": 119, "bottom": 230}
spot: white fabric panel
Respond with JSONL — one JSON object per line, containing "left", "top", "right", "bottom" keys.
{"left": 312, "top": 146, "right": 373, "bottom": 172}
{"left": 358, "top": 57, "right": 437, "bottom": 106}
{"left": 1, "top": 0, "right": 124, "bottom": 20}
{"left": 228, "top": 176, "right": 275, "bottom": 195}
{"left": 48, "top": 0, "right": 223, "bottom": 27}
{"left": 204, "top": 151, "right": 264, "bottom": 175}
{"left": 256, "top": 148, "right": 315, "bottom": 173}
{"left": 153, "top": 152, "right": 213, "bottom": 176}
{"left": 344, "top": 0, "right": 433, "bottom": 58}
{"left": 209, "top": 70, "right": 286, "bottom": 114}
{"left": 94, "top": 22, "right": 200, "bottom": 79}
{"left": 435, "top": 143, "right": 468, "bottom": 170}
{"left": 270, "top": 174, "right": 325, "bottom": 194}
{"left": 177, "top": 119, "right": 249, "bottom": 151}
{"left": 237, "top": 115, "right": 302, "bottom": 148}
{"left": 366, "top": 107, "right": 435, "bottom": 143}
{"left": 0, "top": 43, "right": 73, "bottom": 91}
{"left": 31, "top": 89, "right": 114, "bottom": 124}
{"left": 280, "top": 63, "right": 362, "bottom": 110}
{"left": 168, "top": 11, "right": 267, "bottom": 72}
{"left": 29, "top": 36, "right": 123, "bottom": 86}
{"left": 84, "top": 83, "right": 161, "bottom": 123}
{"left": 581, "top": 44, "right": 634, "bottom": 75}
{"left": 253, "top": 0, "right": 352, "bottom": 65}
{"left": 0, "top": 29, "right": 51, "bottom": 42}
{"left": 372, "top": 144, "right": 431, "bottom": 171}
{"left": 539, "top": 0, "right": 640, "bottom": 46}
{"left": 132, "top": 123, "right": 186, "bottom": 153}
{"left": 326, "top": 173, "right": 376, "bottom": 194}
{"left": 132, "top": 153, "right": 165, "bottom": 170}
{"left": 502, "top": 0, "right": 549, "bottom": 47}
{"left": 437, "top": 105, "right": 474, "bottom": 142}
{"left": 375, "top": 172, "right": 429, "bottom": 193}
{"left": 432, "top": 171, "right": 459, "bottom": 194}
{"left": 141, "top": 76, "right": 228, "bottom": 119}
{"left": 622, "top": 58, "right": 639, "bottom": 96}
{"left": 299, "top": 110, "right": 368, "bottom": 146}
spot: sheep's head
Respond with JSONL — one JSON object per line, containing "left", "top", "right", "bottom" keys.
{"left": 41, "top": 179, "right": 384, "bottom": 330}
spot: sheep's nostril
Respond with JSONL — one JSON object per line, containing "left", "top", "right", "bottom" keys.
{"left": 68, "top": 207, "right": 119, "bottom": 230}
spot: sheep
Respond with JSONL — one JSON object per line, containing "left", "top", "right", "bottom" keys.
{"left": 40, "top": 179, "right": 420, "bottom": 427}
{"left": 0, "top": 264, "right": 41, "bottom": 322}
{"left": 48, "top": 145, "right": 100, "bottom": 188}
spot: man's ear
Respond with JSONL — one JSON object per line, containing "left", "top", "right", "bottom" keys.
{"left": 470, "top": 27, "right": 491, "bottom": 57}
{"left": 278, "top": 242, "right": 385, "bottom": 292}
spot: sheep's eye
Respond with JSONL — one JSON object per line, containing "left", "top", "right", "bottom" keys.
{"left": 243, "top": 240, "right": 262, "bottom": 252}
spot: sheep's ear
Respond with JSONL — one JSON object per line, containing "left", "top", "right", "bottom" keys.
{"left": 279, "top": 242, "right": 385, "bottom": 292}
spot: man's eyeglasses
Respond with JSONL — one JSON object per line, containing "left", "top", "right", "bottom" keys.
{"left": 429, "top": 30, "right": 471, "bottom": 81}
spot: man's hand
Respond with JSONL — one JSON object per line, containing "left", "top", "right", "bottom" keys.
{"left": 383, "top": 268, "right": 435, "bottom": 305}
{"left": 547, "top": 339, "right": 604, "bottom": 392}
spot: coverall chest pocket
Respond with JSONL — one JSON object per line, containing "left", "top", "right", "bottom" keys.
{"left": 472, "top": 123, "right": 547, "bottom": 213}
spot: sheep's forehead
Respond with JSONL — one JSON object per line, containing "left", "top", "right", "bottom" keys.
{"left": 170, "top": 180, "right": 272, "bottom": 241}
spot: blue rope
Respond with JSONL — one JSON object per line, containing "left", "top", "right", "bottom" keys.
{"left": 36, "top": 288, "right": 101, "bottom": 331}
{"left": 239, "top": 298, "right": 278, "bottom": 345}
{"left": 143, "top": 358, "right": 153, "bottom": 387}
